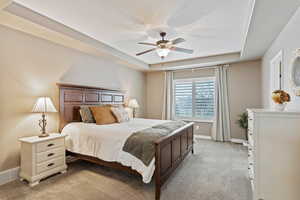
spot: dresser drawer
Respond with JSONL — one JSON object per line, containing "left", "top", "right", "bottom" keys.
{"left": 248, "top": 134, "right": 254, "bottom": 147}
{"left": 36, "top": 157, "right": 64, "bottom": 174}
{"left": 248, "top": 150, "right": 254, "bottom": 165}
{"left": 36, "top": 138, "right": 64, "bottom": 153}
{"left": 248, "top": 111, "right": 253, "bottom": 121}
{"left": 248, "top": 164, "right": 254, "bottom": 180}
{"left": 250, "top": 179, "right": 254, "bottom": 191}
{"left": 36, "top": 147, "right": 65, "bottom": 163}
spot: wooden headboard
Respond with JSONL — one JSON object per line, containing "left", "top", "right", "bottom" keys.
{"left": 58, "top": 83, "right": 125, "bottom": 131}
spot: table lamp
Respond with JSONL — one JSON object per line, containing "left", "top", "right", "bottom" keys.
{"left": 32, "top": 97, "right": 57, "bottom": 137}
{"left": 128, "top": 99, "right": 139, "bottom": 118}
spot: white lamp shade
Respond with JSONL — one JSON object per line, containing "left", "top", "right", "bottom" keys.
{"left": 128, "top": 99, "right": 139, "bottom": 108}
{"left": 32, "top": 97, "right": 57, "bottom": 113}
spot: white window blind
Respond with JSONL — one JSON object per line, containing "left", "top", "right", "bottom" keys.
{"left": 174, "top": 80, "right": 193, "bottom": 118}
{"left": 174, "top": 78, "right": 215, "bottom": 120}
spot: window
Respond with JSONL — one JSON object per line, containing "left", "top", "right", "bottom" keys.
{"left": 173, "top": 77, "right": 215, "bottom": 121}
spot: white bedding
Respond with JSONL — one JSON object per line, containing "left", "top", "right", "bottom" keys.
{"left": 62, "top": 118, "right": 170, "bottom": 183}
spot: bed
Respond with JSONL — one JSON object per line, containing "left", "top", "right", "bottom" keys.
{"left": 58, "top": 83, "right": 194, "bottom": 200}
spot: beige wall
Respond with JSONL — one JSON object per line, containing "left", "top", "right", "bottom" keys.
{"left": 0, "top": 25, "right": 146, "bottom": 172}
{"left": 228, "top": 60, "right": 262, "bottom": 139}
{"left": 192, "top": 122, "right": 213, "bottom": 137}
{"left": 262, "top": 7, "right": 300, "bottom": 110}
{"left": 145, "top": 60, "right": 262, "bottom": 140}
{"left": 173, "top": 68, "right": 215, "bottom": 79}
{"left": 146, "top": 71, "right": 165, "bottom": 119}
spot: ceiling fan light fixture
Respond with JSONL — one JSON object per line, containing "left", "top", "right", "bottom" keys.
{"left": 136, "top": 32, "right": 192, "bottom": 58}
{"left": 156, "top": 48, "right": 170, "bottom": 58}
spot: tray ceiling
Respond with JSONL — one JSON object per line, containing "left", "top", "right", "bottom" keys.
{"left": 12, "top": 0, "right": 251, "bottom": 65}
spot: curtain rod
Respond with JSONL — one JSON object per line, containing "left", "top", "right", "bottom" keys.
{"left": 168, "top": 66, "right": 216, "bottom": 72}
{"left": 167, "top": 64, "right": 229, "bottom": 72}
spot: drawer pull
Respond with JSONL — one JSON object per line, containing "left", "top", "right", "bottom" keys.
{"left": 47, "top": 163, "right": 54, "bottom": 167}
{"left": 47, "top": 143, "right": 54, "bottom": 147}
{"left": 48, "top": 153, "right": 55, "bottom": 157}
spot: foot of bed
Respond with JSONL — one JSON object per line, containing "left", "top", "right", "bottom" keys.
{"left": 155, "top": 186, "right": 161, "bottom": 200}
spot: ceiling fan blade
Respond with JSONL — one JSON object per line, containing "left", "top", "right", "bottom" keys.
{"left": 170, "top": 38, "right": 185, "bottom": 45}
{"left": 171, "top": 47, "right": 194, "bottom": 54}
{"left": 138, "top": 42, "right": 157, "bottom": 46}
{"left": 136, "top": 48, "right": 156, "bottom": 56}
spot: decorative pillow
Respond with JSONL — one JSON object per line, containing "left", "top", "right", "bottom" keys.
{"left": 90, "top": 105, "right": 117, "bottom": 125}
{"left": 111, "top": 106, "right": 130, "bottom": 123}
{"left": 79, "top": 106, "right": 95, "bottom": 123}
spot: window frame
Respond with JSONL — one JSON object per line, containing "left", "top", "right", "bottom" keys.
{"left": 173, "top": 77, "right": 216, "bottom": 122}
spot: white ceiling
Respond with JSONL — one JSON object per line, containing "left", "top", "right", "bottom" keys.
{"left": 241, "top": 0, "right": 300, "bottom": 60}
{"left": 13, "top": 0, "right": 251, "bottom": 65}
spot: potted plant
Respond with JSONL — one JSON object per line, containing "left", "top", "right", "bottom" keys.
{"left": 236, "top": 112, "right": 248, "bottom": 145}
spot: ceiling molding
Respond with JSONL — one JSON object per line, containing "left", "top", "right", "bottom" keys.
{"left": 241, "top": 0, "right": 300, "bottom": 60}
{"left": 149, "top": 52, "right": 241, "bottom": 71}
{"left": 240, "top": 0, "right": 256, "bottom": 57}
{"left": 3, "top": 1, "right": 149, "bottom": 70}
{"left": 0, "top": 12, "right": 110, "bottom": 59}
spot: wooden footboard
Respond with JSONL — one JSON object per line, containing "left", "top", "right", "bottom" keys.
{"left": 154, "top": 123, "right": 194, "bottom": 200}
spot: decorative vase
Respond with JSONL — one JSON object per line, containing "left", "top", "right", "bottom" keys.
{"left": 274, "top": 103, "right": 287, "bottom": 111}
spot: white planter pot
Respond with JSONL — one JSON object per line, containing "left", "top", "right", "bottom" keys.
{"left": 274, "top": 103, "right": 287, "bottom": 111}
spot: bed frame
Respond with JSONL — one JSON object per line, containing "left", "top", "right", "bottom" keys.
{"left": 58, "top": 83, "right": 194, "bottom": 200}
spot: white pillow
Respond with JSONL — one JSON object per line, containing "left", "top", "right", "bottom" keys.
{"left": 111, "top": 107, "right": 130, "bottom": 123}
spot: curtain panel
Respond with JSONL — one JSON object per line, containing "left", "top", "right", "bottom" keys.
{"left": 212, "top": 65, "right": 231, "bottom": 142}
{"left": 162, "top": 71, "right": 174, "bottom": 120}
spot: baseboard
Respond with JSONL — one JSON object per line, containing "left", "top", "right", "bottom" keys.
{"left": 195, "top": 135, "right": 212, "bottom": 140}
{"left": 231, "top": 138, "right": 247, "bottom": 144}
{"left": 0, "top": 167, "right": 20, "bottom": 186}
{"left": 196, "top": 136, "right": 246, "bottom": 144}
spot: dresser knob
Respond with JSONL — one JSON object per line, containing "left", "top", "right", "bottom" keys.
{"left": 48, "top": 153, "right": 54, "bottom": 157}
{"left": 47, "top": 143, "right": 54, "bottom": 147}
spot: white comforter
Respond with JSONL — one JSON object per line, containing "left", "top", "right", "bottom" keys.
{"left": 62, "top": 118, "right": 169, "bottom": 183}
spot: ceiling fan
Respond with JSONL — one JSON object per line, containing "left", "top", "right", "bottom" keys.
{"left": 136, "top": 32, "right": 194, "bottom": 58}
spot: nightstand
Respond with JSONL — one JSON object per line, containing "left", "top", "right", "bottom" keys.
{"left": 19, "top": 133, "right": 67, "bottom": 187}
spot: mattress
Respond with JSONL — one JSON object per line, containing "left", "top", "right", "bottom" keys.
{"left": 61, "top": 118, "right": 170, "bottom": 183}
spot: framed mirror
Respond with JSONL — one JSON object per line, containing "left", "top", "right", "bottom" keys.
{"left": 291, "top": 49, "right": 300, "bottom": 96}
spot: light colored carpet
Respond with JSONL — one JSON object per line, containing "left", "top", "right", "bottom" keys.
{"left": 0, "top": 140, "right": 252, "bottom": 200}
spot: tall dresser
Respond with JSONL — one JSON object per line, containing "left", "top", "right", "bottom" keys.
{"left": 247, "top": 109, "right": 300, "bottom": 200}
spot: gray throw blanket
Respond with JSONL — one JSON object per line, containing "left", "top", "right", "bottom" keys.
{"left": 122, "top": 121, "right": 187, "bottom": 166}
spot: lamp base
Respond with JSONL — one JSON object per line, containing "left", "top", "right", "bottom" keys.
{"left": 38, "top": 113, "right": 48, "bottom": 138}
{"left": 133, "top": 109, "right": 137, "bottom": 118}
{"left": 39, "top": 133, "right": 49, "bottom": 138}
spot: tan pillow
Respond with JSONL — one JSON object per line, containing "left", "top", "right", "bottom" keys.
{"left": 111, "top": 107, "right": 130, "bottom": 123}
{"left": 90, "top": 106, "right": 117, "bottom": 125}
